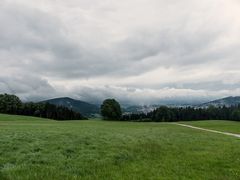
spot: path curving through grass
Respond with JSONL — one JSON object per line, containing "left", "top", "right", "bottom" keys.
{"left": 174, "top": 123, "right": 240, "bottom": 138}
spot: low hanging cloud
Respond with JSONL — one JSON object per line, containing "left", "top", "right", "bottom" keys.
{"left": 0, "top": 0, "right": 240, "bottom": 104}
{"left": 0, "top": 74, "right": 56, "bottom": 101}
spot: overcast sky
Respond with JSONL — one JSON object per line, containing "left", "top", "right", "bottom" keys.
{"left": 0, "top": 0, "right": 240, "bottom": 104}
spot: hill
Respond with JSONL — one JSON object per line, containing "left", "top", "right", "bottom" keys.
{"left": 42, "top": 97, "right": 99, "bottom": 117}
{"left": 200, "top": 96, "right": 240, "bottom": 108}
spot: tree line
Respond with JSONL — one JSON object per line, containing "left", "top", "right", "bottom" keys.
{"left": 121, "top": 105, "right": 240, "bottom": 122}
{"left": 0, "top": 94, "right": 86, "bottom": 120}
{"left": 100, "top": 98, "right": 240, "bottom": 122}
{"left": 2, "top": 94, "right": 240, "bottom": 122}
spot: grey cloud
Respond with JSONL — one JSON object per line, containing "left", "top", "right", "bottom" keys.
{"left": 66, "top": 85, "right": 220, "bottom": 105}
{"left": 0, "top": 2, "right": 224, "bottom": 79}
{"left": 0, "top": 75, "right": 56, "bottom": 101}
{"left": 0, "top": 0, "right": 240, "bottom": 104}
{"left": 134, "top": 81, "right": 240, "bottom": 91}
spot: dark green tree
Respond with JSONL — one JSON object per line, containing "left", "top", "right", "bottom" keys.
{"left": 0, "top": 94, "right": 22, "bottom": 114}
{"left": 152, "top": 106, "right": 175, "bottom": 122}
{"left": 101, "top": 99, "right": 122, "bottom": 120}
{"left": 231, "top": 109, "right": 240, "bottom": 121}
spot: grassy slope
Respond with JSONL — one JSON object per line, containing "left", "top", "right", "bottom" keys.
{"left": 183, "top": 120, "right": 240, "bottom": 134}
{"left": 0, "top": 114, "right": 240, "bottom": 179}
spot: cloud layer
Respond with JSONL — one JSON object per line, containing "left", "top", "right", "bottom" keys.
{"left": 1, "top": 0, "right": 240, "bottom": 104}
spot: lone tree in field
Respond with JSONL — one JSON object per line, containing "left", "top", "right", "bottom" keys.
{"left": 0, "top": 94, "right": 22, "bottom": 114}
{"left": 101, "top": 99, "right": 122, "bottom": 120}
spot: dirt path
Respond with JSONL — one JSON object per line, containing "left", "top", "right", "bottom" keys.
{"left": 174, "top": 123, "right": 240, "bottom": 138}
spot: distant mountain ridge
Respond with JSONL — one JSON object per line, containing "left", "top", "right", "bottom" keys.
{"left": 41, "top": 96, "right": 240, "bottom": 116}
{"left": 41, "top": 97, "right": 100, "bottom": 117}
{"left": 123, "top": 105, "right": 159, "bottom": 114}
{"left": 199, "top": 96, "right": 240, "bottom": 108}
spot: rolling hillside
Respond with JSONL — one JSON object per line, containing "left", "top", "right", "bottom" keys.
{"left": 200, "top": 96, "right": 240, "bottom": 108}
{"left": 42, "top": 97, "right": 99, "bottom": 116}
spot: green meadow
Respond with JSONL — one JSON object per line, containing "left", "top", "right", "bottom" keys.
{"left": 0, "top": 114, "right": 240, "bottom": 179}
{"left": 184, "top": 120, "right": 240, "bottom": 134}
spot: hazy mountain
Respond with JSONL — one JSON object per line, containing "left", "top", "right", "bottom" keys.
{"left": 42, "top": 97, "right": 100, "bottom": 117}
{"left": 123, "top": 104, "right": 195, "bottom": 115}
{"left": 41, "top": 96, "right": 240, "bottom": 116}
{"left": 199, "top": 96, "right": 240, "bottom": 108}
{"left": 123, "top": 105, "right": 159, "bottom": 114}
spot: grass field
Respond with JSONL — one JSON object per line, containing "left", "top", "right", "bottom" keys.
{"left": 1, "top": 114, "right": 240, "bottom": 179}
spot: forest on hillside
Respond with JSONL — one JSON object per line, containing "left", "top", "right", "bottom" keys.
{"left": 0, "top": 94, "right": 86, "bottom": 120}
